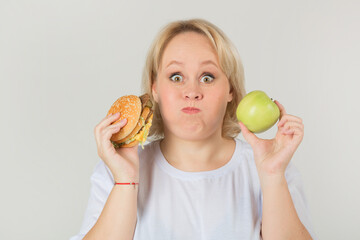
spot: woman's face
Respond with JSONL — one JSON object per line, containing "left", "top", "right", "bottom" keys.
{"left": 152, "top": 32, "right": 233, "bottom": 141}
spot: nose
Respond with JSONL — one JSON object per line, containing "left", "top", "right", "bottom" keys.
{"left": 184, "top": 82, "right": 203, "bottom": 100}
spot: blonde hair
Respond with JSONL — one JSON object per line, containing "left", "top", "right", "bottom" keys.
{"left": 141, "top": 18, "right": 246, "bottom": 141}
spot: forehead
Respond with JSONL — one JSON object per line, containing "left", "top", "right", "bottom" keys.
{"left": 160, "top": 32, "right": 219, "bottom": 68}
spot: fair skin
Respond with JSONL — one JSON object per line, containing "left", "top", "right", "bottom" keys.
{"left": 239, "top": 103, "right": 313, "bottom": 239}
{"left": 154, "top": 31, "right": 313, "bottom": 239}
{"left": 153, "top": 31, "right": 236, "bottom": 172}
{"left": 84, "top": 114, "right": 139, "bottom": 240}
{"left": 84, "top": 30, "right": 312, "bottom": 240}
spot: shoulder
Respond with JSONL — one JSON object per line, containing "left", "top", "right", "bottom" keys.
{"left": 233, "top": 137, "right": 255, "bottom": 167}
{"left": 234, "top": 137, "right": 254, "bottom": 156}
{"left": 229, "top": 138, "right": 260, "bottom": 183}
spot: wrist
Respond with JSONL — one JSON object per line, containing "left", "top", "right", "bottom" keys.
{"left": 113, "top": 173, "right": 139, "bottom": 184}
{"left": 113, "top": 172, "right": 139, "bottom": 183}
{"left": 114, "top": 176, "right": 139, "bottom": 183}
{"left": 259, "top": 173, "right": 287, "bottom": 190}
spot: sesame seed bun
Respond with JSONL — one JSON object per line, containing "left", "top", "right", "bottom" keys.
{"left": 117, "top": 106, "right": 152, "bottom": 144}
{"left": 106, "top": 93, "right": 153, "bottom": 148}
{"left": 107, "top": 95, "right": 142, "bottom": 142}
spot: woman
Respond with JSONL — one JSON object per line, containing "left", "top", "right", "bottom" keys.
{"left": 70, "top": 18, "right": 316, "bottom": 240}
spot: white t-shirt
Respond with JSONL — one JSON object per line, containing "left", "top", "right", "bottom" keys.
{"left": 70, "top": 138, "right": 317, "bottom": 240}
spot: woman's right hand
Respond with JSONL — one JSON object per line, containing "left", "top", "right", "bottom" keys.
{"left": 94, "top": 112, "right": 139, "bottom": 183}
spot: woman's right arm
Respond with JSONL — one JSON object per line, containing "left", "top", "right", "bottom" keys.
{"left": 82, "top": 112, "right": 140, "bottom": 240}
{"left": 83, "top": 184, "right": 138, "bottom": 240}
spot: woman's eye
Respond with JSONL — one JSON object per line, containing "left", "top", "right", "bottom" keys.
{"left": 169, "top": 73, "right": 183, "bottom": 82}
{"left": 200, "top": 73, "right": 215, "bottom": 83}
{"left": 169, "top": 72, "right": 215, "bottom": 83}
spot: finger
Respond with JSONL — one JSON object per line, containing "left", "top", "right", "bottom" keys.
{"left": 94, "top": 113, "right": 119, "bottom": 144}
{"left": 95, "top": 118, "right": 127, "bottom": 151}
{"left": 280, "top": 126, "right": 304, "bottom": 152}
{"left": 98, "top": 120, "right": 128, "bottom": 154}
{"left": 274, "top": 100, "right": 286, "bottom": 119}
{"left": 98, "top": 112, "right": 122, "bottom": 130}
{"left": 102, "top": 126, "right": 122, "bottom": 150}
{"left": 280, "top": 121, "right": 304, "bottom": 132}
{"left": 277, "top": 114, "right": 303, "bottom": 128}
{"left": 238, "top": 121, "right": 259, "bottom": 146}
{"left": 282, "top": 126, "right": 304, "bottom": 138}
{"left": 280, "top": 125, "right": 304, "bottom": 138}
{"left": 103, "top": 118, "right": 128, "bottom": 140}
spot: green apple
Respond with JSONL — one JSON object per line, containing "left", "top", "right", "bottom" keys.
{"left": 236, "top": 90, "right": 280, "bottom": 133}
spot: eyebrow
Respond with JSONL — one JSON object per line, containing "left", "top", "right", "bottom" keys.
{"left": 165, "top": 60, "right": 219, "bottom": 69}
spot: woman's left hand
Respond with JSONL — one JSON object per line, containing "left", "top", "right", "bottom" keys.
{"left": 238, "top": 100, "right": 304, "bottom": 179}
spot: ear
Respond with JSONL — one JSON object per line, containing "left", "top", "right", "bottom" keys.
{"left": 227, "top": 89, "right": 233, "bottom": 102}
{"left": 152, "top": 81, "right": 159, "bottom": 103}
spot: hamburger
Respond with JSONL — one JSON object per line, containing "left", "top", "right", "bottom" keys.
{"left": 106, "top": 93, "right": 153, "bottom": 149}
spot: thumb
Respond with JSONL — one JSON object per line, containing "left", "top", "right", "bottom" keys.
{"left": 239, "top": 121, "right": 259, "bottom": 146}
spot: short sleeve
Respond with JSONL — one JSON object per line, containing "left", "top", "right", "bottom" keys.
{"left": 285, "top": 162, "right": 318, "bottom": 240}
{"left": 69, "top": 160, "right": 114, "bottom": 240}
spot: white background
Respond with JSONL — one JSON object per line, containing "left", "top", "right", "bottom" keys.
{"left": 1, "top": 0, "right": 359, "bottom": 239}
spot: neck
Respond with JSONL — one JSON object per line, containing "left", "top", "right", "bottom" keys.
{"left": 159, "top": 129, "right": 236, "bottom": 172}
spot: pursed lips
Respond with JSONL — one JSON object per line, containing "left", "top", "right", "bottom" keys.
{"left": 181, "top": 107, "right": 201, "bottom": 114}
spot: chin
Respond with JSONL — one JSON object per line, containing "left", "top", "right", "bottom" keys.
{"left": 175, "top": 126, "right": 215, "bottom": 142}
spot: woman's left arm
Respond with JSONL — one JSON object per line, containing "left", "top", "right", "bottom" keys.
{"left": 239, "top": 100, "right": 313, "bottom": 240}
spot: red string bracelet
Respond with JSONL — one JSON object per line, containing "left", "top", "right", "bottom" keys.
{"left": 114, "top": 182, "right": 139, "bottom": 188}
